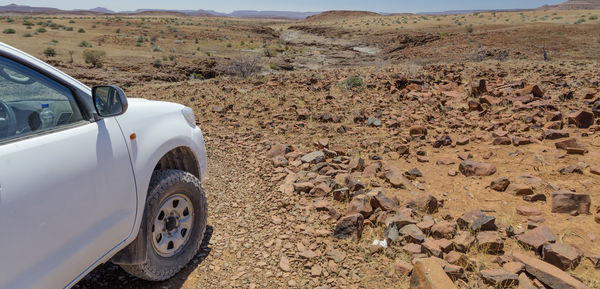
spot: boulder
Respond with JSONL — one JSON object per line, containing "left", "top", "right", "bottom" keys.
{"left": 346, "top": 194, "right": 373, "bottom": 218}
{"left": 430, "top": 221, "right": 457, "bottom": 239}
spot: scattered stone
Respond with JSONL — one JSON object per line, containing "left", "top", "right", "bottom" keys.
{"left": 523, "top": 193, "right": 547, "bottom": 203}
{"left": 367, "top": 116, "right": 382, "bottom": 127}
{"left": 477, "top": 231, "right": 504, "bottom": 254}
{"left": 407, "top": 194, "right": 439, "bottom": 214}
{"left": 543, "top": 129, "right": 569, "bottom": 140}
{"left": 555, "top": 138, "right": 587, "bottom": 153}
{"left": 459, "top": 160, "right": 497, "bottom": 176}
{"left": 542, "top": 243, "right": 583, "bottom": 270}
{"left": 453, "top": 231, "right": 475, "bottom": 253}
{"left": 506, "top": 183, "right": 534, "bottom": 195}
{"left": 457, "top": 210, "right": 497, "bottom": 231}
{"left": 279, "top": 255, "right": 290, "bottom": 272}
{"left": 567, "top": 110, "right": 594, "bottom": 128}
{"left": 267, "top": 143, "right": 290, "bottom": 158}
{"left": 514, "top": 253, "right": 590, "bottom": 289}
{"left": 503, "top": 261, "right": 525, "bottom": 274}
{"left": 409, "top": 125, "right": 428, "bottom": 136}
{"left": 399, "top": 224, "right": 426, "bottom": 244}
{"left": 346, "top": 194, "right": 373, "bottom": 218}
{"left": 395, "top": 261, "right": 414, "bottom": 276}
{"left": 491, "top": 177, "right": 510, "bottom": 192}
{"left": 410, "top": 258, "right": 458, "bottom": 289}
{"left": 517, "top": 226, "right": 556, "bottom": 251}
{"left": 516, "top": 206, "right": 542, "bottom": 217}
{"left": 301, "top": 151, "right": 325, "bottom": 163}
{"left": 480, "top": 269, "right": 519, "bottom": 287}
{"left": 551, "top": 191, "right": 591, "bottom": 214}
{"left": 333, "top": 214, "right": 364, "bottom": 240}
{"left": 431, "top": 221, "right": 457, "bottom": 239}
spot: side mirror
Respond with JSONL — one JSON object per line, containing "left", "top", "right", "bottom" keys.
{"left": 92, "top": 85, "right": 128, "bottom": 117}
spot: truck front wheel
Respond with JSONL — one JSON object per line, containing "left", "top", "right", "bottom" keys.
{"left": 120, "top": 169, "right": 207, "bottom": 281}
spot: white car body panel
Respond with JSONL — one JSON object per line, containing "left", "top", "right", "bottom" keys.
{"left": 0, "top": 43, "right": 208, "bottom": 289}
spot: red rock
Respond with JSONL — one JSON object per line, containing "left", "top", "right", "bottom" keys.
{"left": 516, "top": 206, "right": 542, "bottom": 217}
{"left": 457, "top": 210, "right": 497, "bottom": 231}
{"left": 567, "top": 110, "right": 594, "bottom": 128}
{"left": 493, "top": 136, "right": 512, "bottom": 145}
{"left": 551, "top": 191, "right": 591, "bottom": 214}
{"left": 507, "top": 183, "right": 534, "bottom": 195}
{"left": 410, "top": 258, "right": 458, "bottom": 289}
{"left": 436, "top": 158, "right": 455, "bottom": 165}
{"left": 514, "top": 253, "right": 590, "bottom": 289}
{"left": 266, "top": 143, "right": 290, "bottom": 158}
{"left": 543, "top": 129, "right": 569, "bottom": 140}
{"left": 459, "top": 160, "right": 497, "bottom": 176}
{"left": 444, "top": 251, "right": 469, "bottom": 267}
{"left": 517, "top": 84, "right": 544, "bottom": 98}
{"left": 491, "top": 177, "right": 510, "bottom": 192}
{"left": 346, "top": 194, "right": 373, "bottom": 218}
{"left": 477, "top": 231, "right": 504, "bottom": 254}
{"left": 430, "top": 221, "right": 457, "bottom": 239}
{"left": 480, "top": 269, "right": 519, "bottom": 287}
{"left": 517, "top": 226, "right": 556, "bottom": 251}
{"left": 542, "top": 243, "right": 583, "bottom": 270}
{"left": 333, "top": 214, "right": 364, "bottom": 240}
{"left": 394, "top": 261, "right": 413, "bottom": 276}
{"left": 452, "top": 231, "right": 475, "bottom": 253}
{"left": 555, "top": 138, "right": 587, "bottom": 152}
{"left": 421, "top": 238, "right": 443, "bottom": 258}
{"left": 409, "top": 125, "right": 428, "bottom": 136}
{"left": 591, "top": 166, "right": 600, "bottom": 175}
{"left": 503, "top": 261, "right": 525, "bottom": 274}
{"left": 408, "top": 194, "right": 439, "bottom": 214}
{"left": 547, "top": 111, "right": 563, "bottom": 122}
{"left": 293, "top": 182, "right": 314, "bottom": 193}
{"left": 369, "top": 191, "right": 399, "bottom": 212}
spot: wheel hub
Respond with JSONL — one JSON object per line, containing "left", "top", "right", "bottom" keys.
{"left": 151, "top": 194, "right": 194, "bottom": 257}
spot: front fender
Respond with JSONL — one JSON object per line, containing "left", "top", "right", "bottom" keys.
{"left": 114, "top": 99, "right": 207, "bottom": 246}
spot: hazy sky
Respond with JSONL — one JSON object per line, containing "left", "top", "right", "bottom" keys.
{"left": 8, "top": 0, "right": 566, "bottom": 13}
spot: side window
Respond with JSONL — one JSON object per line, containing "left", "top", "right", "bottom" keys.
{"left": 0, "top": 56, "right": 84, "bottom": 142}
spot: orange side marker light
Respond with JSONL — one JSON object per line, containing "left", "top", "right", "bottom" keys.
{"left": 130, "top": 133, "right": 137, "bottom": 140}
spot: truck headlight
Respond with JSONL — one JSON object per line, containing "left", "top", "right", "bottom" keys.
{"left": 181, "top": 107, "right": 196, "bottom": 127}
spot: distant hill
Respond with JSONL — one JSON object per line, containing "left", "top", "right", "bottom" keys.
{"left": 539, "top": 0, "right": 600, "bottom": 10}
{"left": 0, "top": 3, "right": 61, "bottom": 13}
{"left": 0, "top": 3, "right": 318, "bottom": 19}
{"left": 229, "top": 10, "right": 319, "bottom": 19}
{"left": 305, "top": 10, "right": 380, "bottom": 21}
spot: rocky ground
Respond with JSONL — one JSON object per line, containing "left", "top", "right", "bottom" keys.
{"left": 71, "top": 58, "right": 600, "bottom": 289}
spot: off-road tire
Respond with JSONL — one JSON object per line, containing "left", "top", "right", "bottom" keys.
{"left": 120, "top": 169, "right": 207, "bottom": 281}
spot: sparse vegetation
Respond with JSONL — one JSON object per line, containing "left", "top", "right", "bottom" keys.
{"left": 3, "top": 28, "right": 16, "bottom": 34}
{"left": 78, "top": 40, "right": 92, "bottom": 48}
{"left": 223, "top": 55, "right": 261, "bottom": 78}
{"left": 83, "top": 49, "right": 106, "bottom": 68}
{"left": 42, "top": 47, "right": 56, "bottom": 57}
{"left": 341, "top": 75, "right": 365, "bottom": 91}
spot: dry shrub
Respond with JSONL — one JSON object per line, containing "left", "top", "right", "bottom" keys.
{"left": 223, "top": 55, "right": 261, "bottom": 78}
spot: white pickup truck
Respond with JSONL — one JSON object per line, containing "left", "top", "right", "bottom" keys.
{"left": 0, "top": 42, "right": 208, "bottom": 289}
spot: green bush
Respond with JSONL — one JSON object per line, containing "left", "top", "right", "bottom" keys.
{"left": 78, "top": 28, "right": 85, "bottom": 33}
{"left": 341, "top": 75, "right": 365, "bottom": 91}
{"left": 78, "top": 40, "right": 92, "bottom": 48}
{"left": 83, "top": 50, "right": 106, "bottom": 68}
{"left": 43, "top": 47, "right": 56, "bottom": 57}
{"left": 589, "top": 15, "right": 598, "bottom": 20}
{"left": 23, "top": 33, "right": 33, "bottom": 37}
{"left": 36, "top": 27, "right": 46, "bottom": 33}
{"left": 3, "top": 28, "right": 16, "bottom": 34}
{"left": 150, "top": 45, "right": 162, "bottom": 52}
